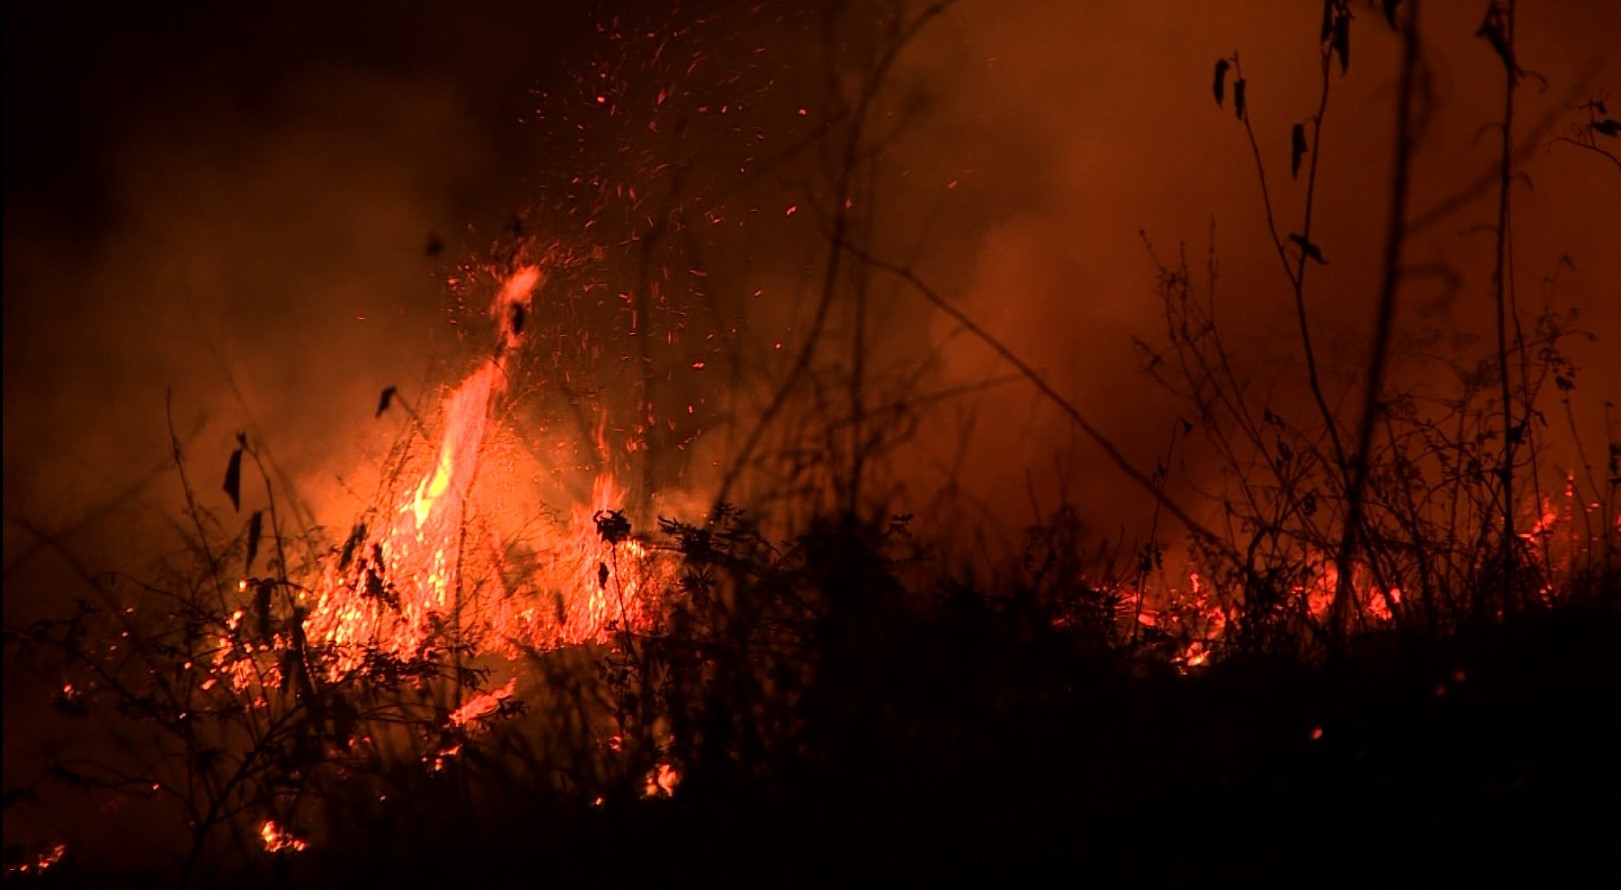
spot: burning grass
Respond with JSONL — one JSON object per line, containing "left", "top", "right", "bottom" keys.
{"left": 6, "top": 266, "right": 1612, "bottom": 881}
{"left": 5, "top": 0, "right": 1619, "bottom": 884}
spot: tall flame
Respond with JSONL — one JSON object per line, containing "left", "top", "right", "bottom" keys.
{"left": 302, "top": 263, "right": 671, "bottom": 673}
{"left": 410, "top": 264, "right": 537, "bottom": 529}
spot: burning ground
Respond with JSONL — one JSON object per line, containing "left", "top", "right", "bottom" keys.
{"left": 5, "top": 0, "right": 1620, "bottom": 884}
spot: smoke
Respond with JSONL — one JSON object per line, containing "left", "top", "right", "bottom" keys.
{"left": 876, "top": 0, "right": 1621, "bottom": 550}
{"left": 5, "top": 0, "right": 1619, "bottom": 584}
{"left": 3, "top": 0, "right": 1617, "bottom": 867}
{"left": 3, "top": 4, "right": 599, "bottom": 581}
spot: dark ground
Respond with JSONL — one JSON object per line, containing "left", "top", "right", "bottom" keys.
{"left": 16, "top": 596, "right": 1615, "bottom": 888}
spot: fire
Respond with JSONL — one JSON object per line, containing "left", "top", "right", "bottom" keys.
{"left": 405, "top": 265, "right": 537, "bottom": 528}
{"left": 1176, "top": 640, "right": 1211, "bottom": 673}
{"left": 1123, "top": 555, "right": 1416, "bottom": 669}
{"left": 408, "top": 371, "right": 487, "bottom": 529}
{"left": 449, "top": 677, "right": 519, "bottom": 727}
{"left": 260, "top": 820, "right": 308, "bottom": 854}
{"left": 644, "top": 762, "right": 680, "bottom": 798}
{"left": 1519, "top": 494, "right": 1560, "bottom": 542}
{"left": 2, "top": 843, "right": 66, "bottom": 876}
{"left": 301, "top": 262, "right": 675, "bottom": 676}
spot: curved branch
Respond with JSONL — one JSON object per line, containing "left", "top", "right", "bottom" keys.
{"left": 844, "top": 243, "right": 1239, "bottom": 562}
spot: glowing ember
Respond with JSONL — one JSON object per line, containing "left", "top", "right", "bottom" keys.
{"left": 449, "top": 677, "right": 519, "bottom": 727}
{"left": 1520, "top": 497, "right": 1559, "bottom": 540}
{"left": 2, "top": 842, "right": 66, "bottom": 876}
{"left": 1175, "top": 640, "right": 1211, "bottom": 673}
{"left": 1366, "top": 586, "right": 1402, "bottom": 623}
{"left": 260, "top": 820, "right": 309, "bottom": 854}
{"left": 644, "top": 762, "right": 680, "bottom": 798}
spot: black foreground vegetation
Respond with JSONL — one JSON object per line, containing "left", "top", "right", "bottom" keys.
{"left": 8, "top": 507, "right": 1617, "bottom": 886}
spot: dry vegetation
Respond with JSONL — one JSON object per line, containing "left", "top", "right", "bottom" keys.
{"left": 5, "top": 0, "right": 1618, "bottom": 885}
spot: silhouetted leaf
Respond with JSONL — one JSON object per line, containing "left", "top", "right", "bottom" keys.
{"left": 1288, "top": 232, "right": 1328, "bottom": 264}
{"left": 246, "top": 511, "right": 263, "bottom": 573}
{"left": 1382, "top": 0, "right": 1400, "bottom": 30}
{"left": 1331, "top": 12, "right": 1351, "bottom": 74}
{"left": 594, "top": 509, "right": 632, "bottom": 545}
{"left": 1213, "top": 58, "right": 1230, "bottom": 106}
{"left": 223, "top": 447, "right": 243, "bottom": 512}
{"left": 425, "top": 232, "right": 444, "bottom": 256}
{"left": 1234, "top": 78, "right": 1247, "bottom": 120}
{"left": 376, "top": 386, "right": 397, "bottom": 418}
{"left": 255, "top": 581, "right": 273, "bottom": 643}
{"left": 1476, "top": 4, "right": 1515, "bottom": 73}
{"left": 1319, "top": 0, "right": 1335, "bottom": 42}
{"left": 280, "top": 649, "right": 298, "bottom": 693}
{"left": 1593, "top": 119, "right": 1620, "bottom": 137}
{"left": 1291, "top": 124, "right": 1308, "bottom": 178}
{"left": 339, "top": 523, "right": 366, "bottom": 569}
{"left": 362, "top": 543, "right": 399, "bottom": 609}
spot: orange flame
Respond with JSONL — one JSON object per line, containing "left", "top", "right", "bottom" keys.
{"left": 302, "top": 262, "right": 674, "bottom": 675}
{"left": 2, "top": 842, "right": 66, "bottom": 876}
{"left": 644, "top": 762, "right": 680, "bottom": 798}
{"left": 260, "top": 820, "right": 309, "bottom": 854}
{"left": 449, "top": 677, "right": 518, "bottom": 727}
{"left": 407, "top": 263, "right": 536, "bottom": 531}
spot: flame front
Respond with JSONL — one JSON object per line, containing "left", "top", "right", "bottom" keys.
{"left": 304, "top": 263, "right": 671, "bottom": 674}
